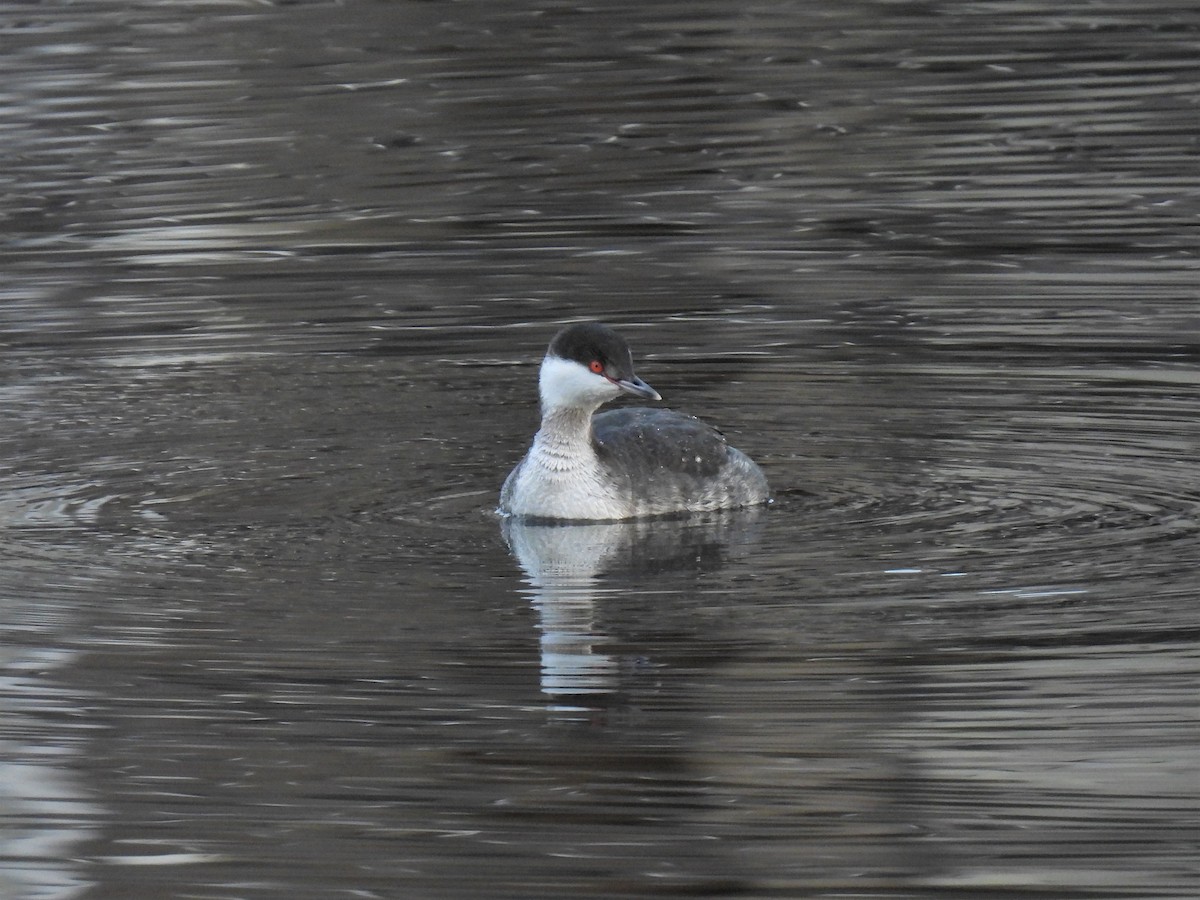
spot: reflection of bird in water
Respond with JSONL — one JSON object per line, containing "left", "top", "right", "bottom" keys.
{"left": 502, "top": 509, "right": 765, "bottom": 703}
{"left": 500, "top": 323, "right": 768, "bottom": 521}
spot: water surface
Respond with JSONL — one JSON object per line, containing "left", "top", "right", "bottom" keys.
{"left": 1, "top": 2, "right": 1197, "bottom": 898}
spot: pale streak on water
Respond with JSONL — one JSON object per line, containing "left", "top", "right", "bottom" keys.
{"left": 1, "top": 1, "right": 1198, "bottom": 898}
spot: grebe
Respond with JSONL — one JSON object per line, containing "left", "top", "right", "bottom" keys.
{"left": 499, "top": 323, "right": 768, "bottom": 521}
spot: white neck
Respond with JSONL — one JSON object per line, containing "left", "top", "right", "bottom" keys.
{"left": 501, "top": 356, "right": 632, "bottom": 520}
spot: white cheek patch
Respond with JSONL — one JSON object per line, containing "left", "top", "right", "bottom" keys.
{"left": 539, "top": 355, "right": 619, "bottom": 409}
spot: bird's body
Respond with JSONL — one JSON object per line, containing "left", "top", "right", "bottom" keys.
{"left": 499, "top": 323, "right": 768, "bottom": 522}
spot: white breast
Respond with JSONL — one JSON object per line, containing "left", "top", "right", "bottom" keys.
{"left": 500, "top": 445, "right": 632, "bottom": 520}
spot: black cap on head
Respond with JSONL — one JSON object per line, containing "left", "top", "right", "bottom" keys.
{"left": 547, "top": 322, "right": 635, "bottom": 379}
{"left": 546, "top": 322, "right": 660, "bottom": 401}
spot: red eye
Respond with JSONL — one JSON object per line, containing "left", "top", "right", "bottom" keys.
{"left": 588, "top": 360, "right": 604, "bottom": 374}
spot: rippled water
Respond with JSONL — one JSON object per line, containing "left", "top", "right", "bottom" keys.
{"left": 2, "top": 2, "right": 1198, "bottom": 898}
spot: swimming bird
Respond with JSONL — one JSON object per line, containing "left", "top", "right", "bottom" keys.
{"left": 499, "top": 322, "right": 768, "bottom": 521}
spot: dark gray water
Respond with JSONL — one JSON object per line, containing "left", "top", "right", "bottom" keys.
{"left": 2, "top": 2, "right": 1198, "bottom": 898}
